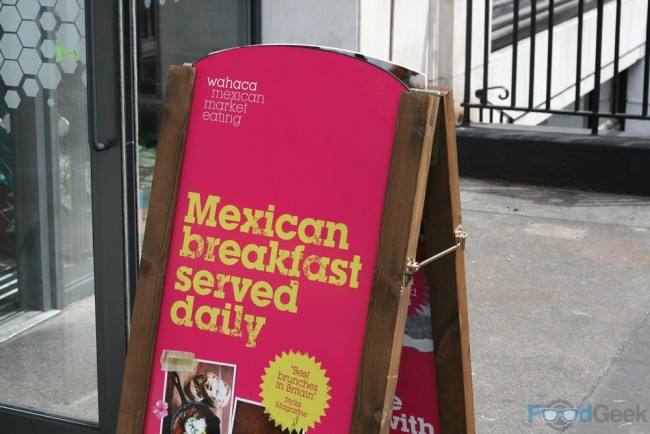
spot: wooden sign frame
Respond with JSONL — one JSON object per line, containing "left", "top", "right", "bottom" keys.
{"left": 422, "top": 88, "right": 476, "bottom": 434}
{"left": 116, "top": 64, "right": 474, "bottom": 434}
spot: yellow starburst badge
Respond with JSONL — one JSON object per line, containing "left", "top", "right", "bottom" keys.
{"left": 260, "top": 350, "right": 331, "bottom": 432}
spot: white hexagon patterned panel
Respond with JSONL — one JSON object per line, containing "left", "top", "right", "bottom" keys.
{"left": 0, "top": 0, "right": 86, "bottom": 109}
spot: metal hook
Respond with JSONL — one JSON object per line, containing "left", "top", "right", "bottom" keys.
{"left": 405, "top": 226, "right": 468, "bottom": 275}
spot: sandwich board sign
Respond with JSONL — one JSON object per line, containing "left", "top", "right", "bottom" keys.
{"left": 117, "top": 45, "right": 474, "bottom": 434}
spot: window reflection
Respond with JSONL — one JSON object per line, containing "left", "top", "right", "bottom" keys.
{"left": 136, "top": 0, "right": 248, "bottom": 240}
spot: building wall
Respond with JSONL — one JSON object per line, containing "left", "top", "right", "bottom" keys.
{"left": 261, "top": 0, "right": 358, "bottom": 51}
{"left": 359, "top": 0, "right": 432, "bottom": 75}
{"left": 259, "top": 0, "right": 438, "bottom": 79}
{"left": 358, "top": 0, "right": 392, "bottom": 60}
{"left": 626, "top": 59, "right": 650, "bottom": 134}
{"left": 261, "top": 0, "right": 474, "bottom": 110}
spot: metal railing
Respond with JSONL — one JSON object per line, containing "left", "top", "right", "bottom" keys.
{"left": 462, "top": 0, "right": 650, "bottom": 135}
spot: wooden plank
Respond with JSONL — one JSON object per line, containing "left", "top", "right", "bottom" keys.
{"left": 422, "top": 89, "right": 476, "bottom": 434}
{"left": 116, "top": 65, "right": 196, "bottom": 434}
{"left": 351, "top": 92, "right": 439, "bottom": 433}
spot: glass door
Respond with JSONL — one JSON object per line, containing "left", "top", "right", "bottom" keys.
{"left": 0, "top": 0, "right": 134, "bottom": 432}
{"left": 0, "top": 0, "right": 257, "bottom": 432}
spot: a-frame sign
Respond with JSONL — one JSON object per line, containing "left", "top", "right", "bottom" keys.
{"left": 116, "top": 45, "right": 474, "bottom": 434}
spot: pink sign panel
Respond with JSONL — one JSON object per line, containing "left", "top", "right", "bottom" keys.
{"left": 142, "top": 45, "right": 423, "bottom": 434}
{"left": 391, "top": 242, "right": 441, "bottom": 434}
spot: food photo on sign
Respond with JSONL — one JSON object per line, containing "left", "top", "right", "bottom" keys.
{"left": 155, "top": 350, "right": 234, "bottom": 434}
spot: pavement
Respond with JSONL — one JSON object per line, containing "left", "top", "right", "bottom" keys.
{"left": 1, "top": 177, "right": 650, "bottom": 432}
{"left": 461, "top": 177, "right": 650, "bottom": 433}
{"left": 0, "top": 296, "right": 98, "bottom": 422}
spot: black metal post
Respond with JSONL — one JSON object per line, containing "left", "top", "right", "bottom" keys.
{"left": 481, "top": 0, "right": 491, "bottom": 122}
{"left": 641, "top": 0, "right": 650, "bottom": 117}
{"left": 575, "top": 0, "right": 584, "bottom": 111}
{"left": 463, "top": 0, "right": 473, "bottom": 126}
{"left": 545, "top": 0, "right": 555, "bottom": 110}
{"left": 511, "top": 0, "right": 519, "bottom": 107}
{"left": 612, "top": 0, "right": 622, "bottom": 115}
{"left": 528, "top": 0, "right": 537, "bottom": 109}
{"left": 591, "top": 0, "right": 604, "bottom": 134}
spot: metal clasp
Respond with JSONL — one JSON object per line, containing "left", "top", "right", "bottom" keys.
{"left": 405, "top": 226, "right": 468, "bottom": 275}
